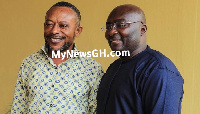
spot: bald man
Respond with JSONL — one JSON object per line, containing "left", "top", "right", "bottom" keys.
{"left": 97, "top": 4, "right": 183, "bottom": 114}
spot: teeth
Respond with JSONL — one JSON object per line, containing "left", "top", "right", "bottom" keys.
{"left": 51, "top": 38, "right": 61, "bottom": 41}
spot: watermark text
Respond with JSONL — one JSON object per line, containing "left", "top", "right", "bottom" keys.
{"left": 52, "top": 49, "right": 130, "bottom": 60}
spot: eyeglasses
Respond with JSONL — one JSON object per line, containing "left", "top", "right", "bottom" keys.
{"left": 101, "top": 21, "right": 143, "bottom": 31}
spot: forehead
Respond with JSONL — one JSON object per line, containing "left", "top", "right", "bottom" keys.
{"left": 45, "top": 6, "right": 77, "bottom": 20}
{"left": 107, "top": 11, "right": 141, "bottom": 23}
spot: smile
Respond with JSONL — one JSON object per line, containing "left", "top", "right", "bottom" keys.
{"left": 110, "top": 39, "right": 121, "bottom": 42}
{"left": 109, "top": 38, "right": 122, "bottom": 46}
{"left": 50, "top": 38, "right": 63, "bottom": 43}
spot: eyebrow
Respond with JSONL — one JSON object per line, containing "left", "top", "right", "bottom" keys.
{"left": 45, "top": 19, "right": 68, "bottom": 24}
{"left": 114, "top": 19, "right": 126, "bottom": 22}
{"left": 45, "top": 19, "right": 53, "bottom": 22}
{"left": 106, "top": 19, "right": 126, "bottom": 24}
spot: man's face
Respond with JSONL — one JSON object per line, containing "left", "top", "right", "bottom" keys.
{"left": 44, "top": 6, "right": 78, "bottom": 52}
{"left": 105, "top": 11, "right": 142, "bottom": 53}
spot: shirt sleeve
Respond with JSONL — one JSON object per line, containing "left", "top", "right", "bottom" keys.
{"left": 11, "top": 62, "right": 29, "bottom": 113}
{"left": 88, "top": 64, "right": 104, "bottom": 113}
{"left": 142, "top": 68, "right": 184, "bottom": 114}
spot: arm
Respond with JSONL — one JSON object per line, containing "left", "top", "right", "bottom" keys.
{"left": 88, "top": 65, "right": 104, "bottom": 113}
{"left": 143, "top": 68, "right": 184, "bottom": 114}
{"left": 11, "top": 62, "right": 29, "bottom": 113}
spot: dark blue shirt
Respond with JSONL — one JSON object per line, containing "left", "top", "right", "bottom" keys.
{"left": 97, "top": 46, "right": 184, "bottom": 114}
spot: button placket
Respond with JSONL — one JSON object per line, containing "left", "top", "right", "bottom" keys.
{"left": 51, "top": 65, "right": 59, "bottom": 109}
{"left": 49, "top": 65, "right": 57, "bottom": 109}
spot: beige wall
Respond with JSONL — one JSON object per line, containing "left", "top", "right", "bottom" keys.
{"left": 0, "top": 0, "right": 200, "bottom": 113}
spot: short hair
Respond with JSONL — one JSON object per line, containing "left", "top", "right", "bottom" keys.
{"left": 49, "top": 1, "right": 81, "bottom": 25}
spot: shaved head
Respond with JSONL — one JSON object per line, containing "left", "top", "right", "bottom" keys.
{"left": 105, "top": 4, "right": 147, "bottom": 60}
{"left": 108, "top": 4, "right": 146, "bottom": 24}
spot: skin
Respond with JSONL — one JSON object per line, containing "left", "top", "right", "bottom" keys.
{"left": 105, "top": 4, "right": 147, "bottom": 61}
{"left": 44, "top": 6, "right": 82, "bottom": 65}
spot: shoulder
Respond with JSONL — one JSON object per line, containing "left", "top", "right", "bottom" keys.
{"left": 137, "top": 47, "right": 183, "bottom": 91}
{"left": 77, "top": 56, "right": 104, "bottom": 74}
{"left": 72, "top": 49, "right": 103, "bottom": 67}
{"left": 145, "top": 47, "right": 181, "bottom": 76}
{"left": 21, "top": 49, "right": 45, "bottom": 66}
{"left": 79, "top": 56, "right": 102, "bottom": 67}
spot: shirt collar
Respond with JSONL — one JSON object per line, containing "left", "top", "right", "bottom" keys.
{"left": 41, "top": 43, "right": 81, "bottom": 59}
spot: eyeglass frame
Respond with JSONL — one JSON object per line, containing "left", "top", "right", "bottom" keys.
{"left": 102, "top": 21, "right": 144, "bottom": 31}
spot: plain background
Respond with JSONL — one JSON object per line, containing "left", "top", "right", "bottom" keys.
{"left": 0, "top": 0, "right": 200, "bottom": 113}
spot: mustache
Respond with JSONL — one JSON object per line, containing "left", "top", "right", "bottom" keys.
{"left": 45, "top": 34, "right": 66, "bottom": 40}
{"left": 108, "top": 35, "right": 121, "bottom": 41}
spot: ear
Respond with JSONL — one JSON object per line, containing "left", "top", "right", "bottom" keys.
{"left": 75, "top": 26, "right": 83, "bottom": 37}
{"left": 141, "top": 24, "right": 147, "bottom": 36}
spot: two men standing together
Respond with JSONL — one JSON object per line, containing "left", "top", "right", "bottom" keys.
{"left": 11, "top": 1, "right": 183, "bottom": 114}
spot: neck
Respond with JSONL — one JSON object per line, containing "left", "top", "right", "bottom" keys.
{"left": 48, "top": 44, "right": 74, "bottom": 66}
{"left": 120, "top": 44, "right": 147, "bottom": 61}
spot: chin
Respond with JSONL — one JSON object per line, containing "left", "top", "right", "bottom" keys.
{"left": 50, "top": 47, "right": 60, "bottom": 51}
{"left": 48, "top": 44, "right": 62, "bottom": 50}
{"left": 111, "top": 47, "right": 122, "bottom": 52}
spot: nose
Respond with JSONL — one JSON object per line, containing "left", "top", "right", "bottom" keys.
{"left": 51, "top": 24, "right": 61, "bottom": 34}
{"left": 105, "top": 29, "right": 118, "bottom": 41}
{"left": 107, "top": 26, "right": 118, "bottom": 37}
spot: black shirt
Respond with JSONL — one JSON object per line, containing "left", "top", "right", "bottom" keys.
{"left": 97, "top": 46, "right": 183, "bottom": 114}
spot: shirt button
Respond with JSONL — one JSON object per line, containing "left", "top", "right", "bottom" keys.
{"left": 52, "top": 85, "right": 54, "bottom": 87}
{"left": 50, "top": 104, "right": 53, "bottom": 107}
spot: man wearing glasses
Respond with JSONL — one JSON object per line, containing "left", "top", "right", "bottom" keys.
{"left": 97, "top": 4, "right": 183, "bottom": 114}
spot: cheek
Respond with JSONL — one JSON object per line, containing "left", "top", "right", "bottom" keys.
{"left": 61, "top": 29, "right": 74, "bottom": 36}
{"left": 44, "top": 26, "right": 51, "bottom": 31}
{"left": 105, "top": 32, "right": 109, "bottom": 40}
{"left": 62, "top": 30, "right": 75, "bottom": 41}
{"left": 120, "top": 30, "right": 138, "bottom": 47}
{"left": 44, "top": 28, "right": 51, "bottom": 36}
{"left": 129, "top": 31, "right": 138, "bottom": 39}
{"left": 125, "top": 27, "right": 140, "bottom": 39}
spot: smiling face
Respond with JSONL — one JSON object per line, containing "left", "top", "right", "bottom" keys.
{"left": 105, "top": 5, "right": 147, "bottom": 56}
{"left": 44, "top": 6, "right": 82, "bottom": 52}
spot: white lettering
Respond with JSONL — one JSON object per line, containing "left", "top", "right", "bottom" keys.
{"left": 52, "top": 49, "right": 129, "bottom": 58}
{"left": 66, "top": 50, "right": 73, "bottom": 58}
{"left": 92, "top": 49, "right": 98, "bottom": 57}
{"left": 79, "top": 52, "right": 87, "bottom": 57}
{"left": 52, "top": 50, "right": 60, "bottom": 58}
{"left": 99, "top": 49, "right": 106, "bottom": 57}
{"left": 115, "top": 51, "right": 121, "bottom": 57}
{"left": 87, "top": 51, "right": 91, "bottom": 57}
{"left": 122, "top": 50, "right": 130, "bottom": 56}
{"left": 61, "top": 52, "right": 66, "bottom": 60}
{"left": 74, "top": 51, "right": 79, "bottom": 57}
{"left": 110, "top": 51, "right": 115, "bottom": 57}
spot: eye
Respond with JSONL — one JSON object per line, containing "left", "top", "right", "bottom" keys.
{"left": 45, "top": 23, "right": 54, "bottom": 28}
{"left": 116, "top": 23, "right": 127, "bottom": 28}
{"left": 59, "top": 24, "right": 68, "bottom": 29}
{"left": 106, "top": 24, "right": 113, "bottom": 30}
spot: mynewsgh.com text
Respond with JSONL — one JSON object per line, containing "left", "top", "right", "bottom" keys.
{"left": 52, "top": 49, "right": 130, "bottom": 60}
